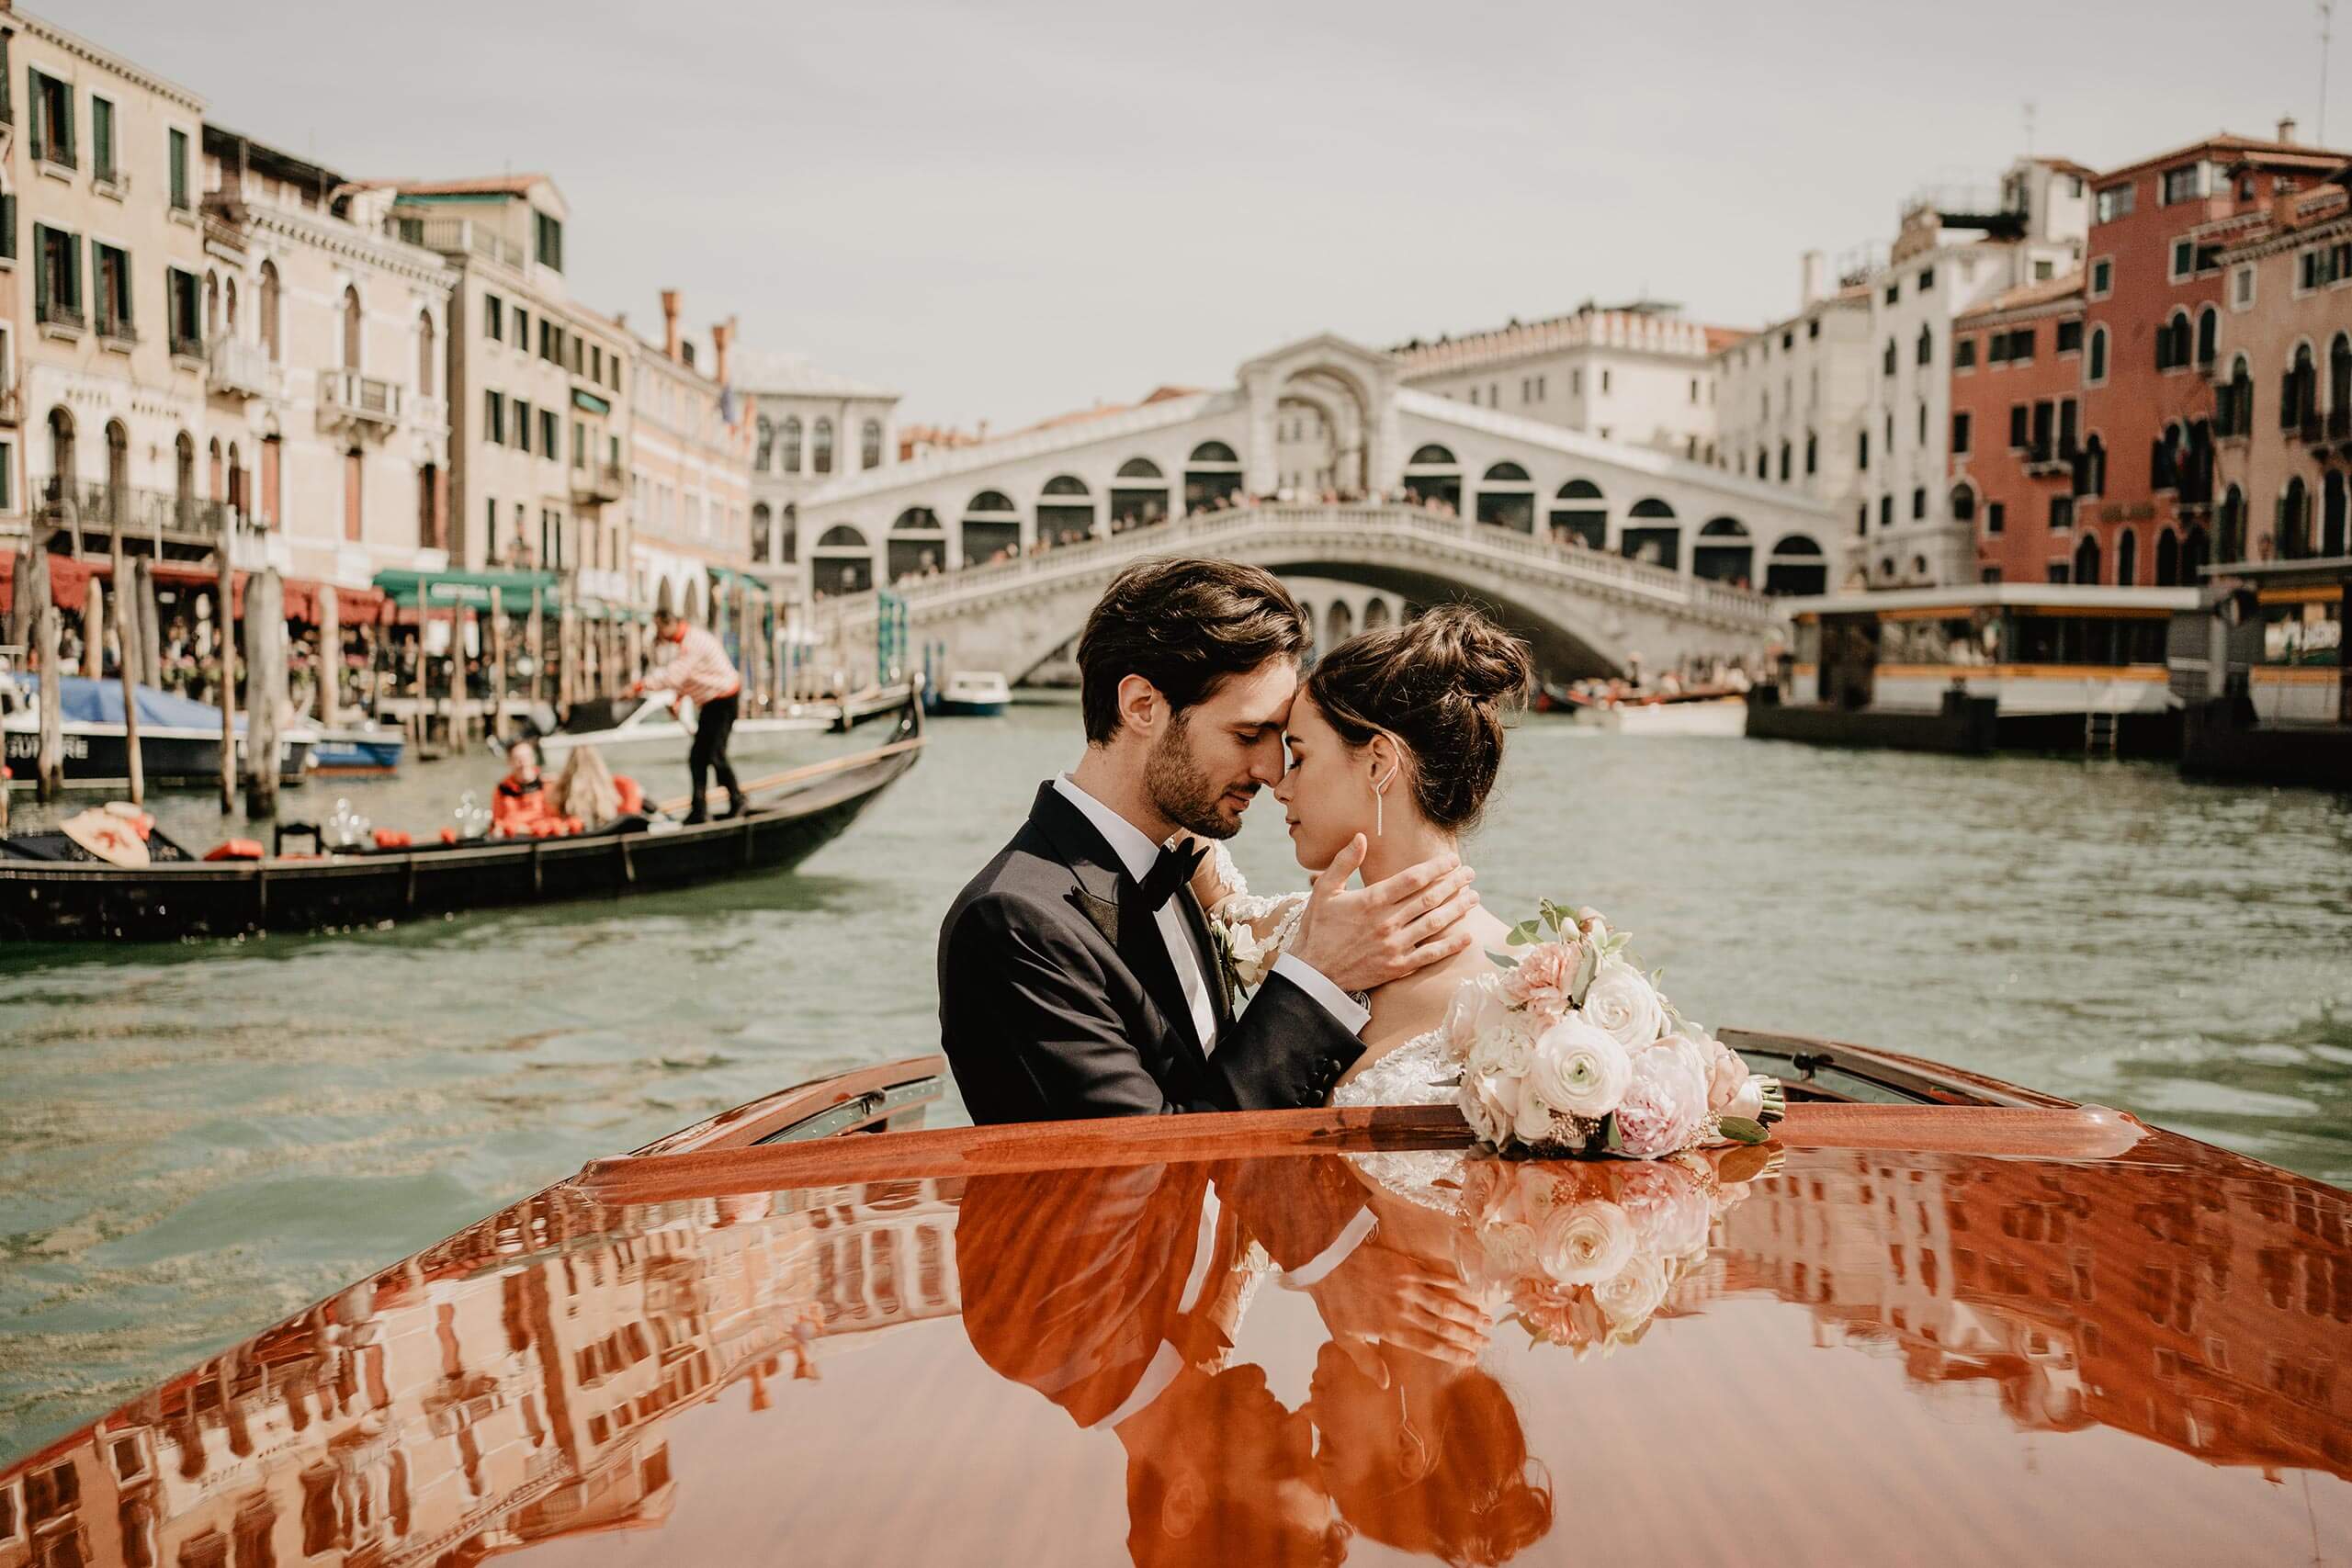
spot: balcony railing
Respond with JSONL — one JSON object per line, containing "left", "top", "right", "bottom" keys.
{"left": 96, "top": 314, "right": 139, "bottom": 351}
{"left": 38, "top": 480, "right": 230, "bottom": 539}
{"left": 208, "top": 337, "right": 281, "bottom": 400}
{"left": 169, "top": 332, "right": 204, "bottom": 364}
{"left": 569, "top": 460, "right": 625, "bottom": 504}
{"left": 35, "top": 298, "right": 84, "bottom": 334}
{"left": 320, "top": 368, "right": 402, "bottom": 427}
{"left": 388, "top": 213, "right": 526, "bottom": 270}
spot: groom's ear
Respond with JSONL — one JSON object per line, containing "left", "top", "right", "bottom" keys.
{"left": 1114, "top": 673, "right": 1166, "bottom": 739}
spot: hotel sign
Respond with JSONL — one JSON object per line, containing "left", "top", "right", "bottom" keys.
{"left": 2098, "top": 503, "right": 2156, "bottom": 523}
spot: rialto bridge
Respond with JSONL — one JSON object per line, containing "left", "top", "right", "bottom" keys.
{"left": 794, "top": 334, "right": 1838, "bottom": 682}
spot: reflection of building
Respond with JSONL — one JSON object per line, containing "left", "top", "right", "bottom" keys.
{"left": 0, "top": 1179, "right": 961, "bottom": 1568}
{"left": 1708, "top": 1150, "right": 2352, "bottom": 1475}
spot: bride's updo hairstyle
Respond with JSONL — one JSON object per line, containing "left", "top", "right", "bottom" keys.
{"left": 1303, "top": 604, "right": 1532, "bottom": 832}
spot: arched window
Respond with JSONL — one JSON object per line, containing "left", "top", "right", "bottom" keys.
{"left": 755, "top": 417, "right": 775, "bottom": 473}
{"left": 2324, "top": 470, "right": 2348, "bottom": 558}
{"left": 44, "top": 406, "right": 75, "bottom": 507}
{"left": 1038, "top": 476, "right": 1092, "bottom": 547}
{"left": 1910, "top": 554, "right": 1929, "bottom": 578}
{"left": 2154, "top": 527, "right": 2180, "bottom": 586}
{"left": 2331, "top": 333, "right": 2352, "bottom": 428}
{"left": 892, "top": 506, "right": 941, "bottom": 530}
{"left": 1804, "top": 430, "right": 1817, "bottom": 475}
{"left": 1778, "top": 441, "right": 1792, "bottom": 481}
{"left": 2181, "top": 525, "right": 2210, "bottom": 580}
{"left": 2279, "top": 476, "right": 2312, "bottom": 558}
{"left": 2156, "top": 310, "right": 2190, "bottom": 371}
{"left": 2075, "top": 533, "right": 2102, "bottom": 583}
{"left": 2086, "top": 325, "right": 2109, "bottom": 384}
{"left": 1883, "top": 338, "right": 1896, "bottom": 376}
{"left": 861, "top": 418, "right": 883, "bottom": 470}
{"left": 223, "top": 276, "right": 237, "bottom": 330}
{"left": 1550, "top": 478, "right": 1605, "bottom": 548}
{"left": 1116, "top": 457, "right": 1163, "bottom": 479}
{"left": 2219, "top": 485, "right": 2247, "bottom": 564}
{"left": 2282, "top": 343, "right": 2317, "bottom": 430}
{"left": 2115, "top": 528, "right": 2137, "bottom": 587}
{"left": 2075, "top": 434, "right": 2108, "bottom": 499}
{"left": 1950, "top": 482, "right": 1977, "bottom": 524}
{"left": 258, "top": 262, "right": 282, "bottom": 363}
{"left": 1475, "top": 463, "right": 1534, "bottom": 532}
{"left": 962, "top": 490, "right": 1021, "bottom": 565}
{"left": 1916, "top": 325, "right": 1932, "bottom": 366}
{"left": 2221, "top": 355, "right": 2254, "bottom": 434}
{"left": 1623, "top": 498, "right": 1679, "bottom": 570}
{"left": 780, "top": 416, "right": 803, "bottom": 473}
{"left": 752, "top": 502, "right": 773, "bottom": 561}
{"left": 1481, "top": 461, "right": 1530, "bottom": 482}
{"left": 341, "top": 285, "right": 362, "bottom": 370}
{"left": 812, "top": 524, "right": 872, "bottom": 594}
{"left": 1041, "top": 475, "right": 1091, "bottom": 496}
{"left": 2195, "top": 306, "right": 2217, "bottom": 368}
{"left": 1692, "top": 518, "right": 1752, "bottom": 585}
{"left": 1405, "top": 444, "right": 1455, "bottom": 466}
{"left": 208, "top": 436, "right": 223, "bottom": 502}
{"left": 888, "top": 507, "right": 944, "bottom": 581}
{"left": 811, "top": 418, "right": 834, "bottom": 475}
{"left": 416, "top": 310, "right": 435, "bottom": 398}
{"left": 1764, "top": 534, "right": 1827, "bottom": 595}
{"left": 204, "top": 270, "right": 220, "bottom": 338}
{"left": 1185, "top": 441, "right": 1244, "bottom": 512}
{"left": 1111, "top": 457, "right": 1168, "bottom": 532}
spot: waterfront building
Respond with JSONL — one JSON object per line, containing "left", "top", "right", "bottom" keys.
{"left": 1950, "top": 273, "right": 2088, "bottom": 583}
{"left": 1709, "top": 252, "right": 1874, "bottom": 590}
{"left": 380, "top": 175, "right": 631, "bottom": 597}
{"left": 1859, "top": 158, "right": 2088, "bottom": 588}
{"left": 2206, "top": 165, "right": 2351, "bottom": 569}
{"left": 1393, "top": 300, "right": 1736, "bottom": 459}
{"left": 7, "top": 7, "right": 211, "bottom": 560}
{"left": 198, "top": 127, "right": 453, "bottom": 590}
{"left": 626, "top": 291, "right": 755, "bottom": 621}
{"left": 2070, "top": 126, "right": 2347, "bottom": 585}
{"left": 740, "top": 349, "right": 898, "bottom": 605}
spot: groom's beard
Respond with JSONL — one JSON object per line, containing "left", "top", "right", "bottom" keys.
{"left": 1146, "top": 716, "right": 1246, "bottom": 840}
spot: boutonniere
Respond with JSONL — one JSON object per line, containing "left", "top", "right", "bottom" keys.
{"left": 1206, "top": 915, "right": 1277, "bottom": 1006}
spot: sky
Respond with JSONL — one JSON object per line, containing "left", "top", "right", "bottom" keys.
{"left": 77, "top": 0, "right": 2346, "bottom": 432}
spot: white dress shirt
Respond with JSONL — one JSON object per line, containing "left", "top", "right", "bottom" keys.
{"left": 1052, "top": 776, "right": 1370, "bottom": 1051}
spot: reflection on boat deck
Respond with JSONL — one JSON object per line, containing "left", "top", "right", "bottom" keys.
{"left": 1, "top": 1133, "right": 2345, "bottom": 1566}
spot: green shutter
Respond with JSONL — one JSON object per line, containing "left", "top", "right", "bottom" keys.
{"left": 30, "top": 224, "right": 44, "bottom": 318}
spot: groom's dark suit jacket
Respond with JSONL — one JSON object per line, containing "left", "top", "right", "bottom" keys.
{"left": 939, "top": 784, "right": 1363, "bottom": 1122}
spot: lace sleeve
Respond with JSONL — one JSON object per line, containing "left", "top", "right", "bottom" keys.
{"left": 1197, "top": 841, "right": 1309, "bottom": 984}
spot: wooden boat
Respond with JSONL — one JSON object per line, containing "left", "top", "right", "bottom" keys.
{"left": 925, "top": 670, "right": 1012, "bottom": 717}
{"left": 2, "top": 675, "right": 314, "bottom": 789}
{"left": 0, "top": 695, "right": 922, "bottom": 942}
{"left": 520, "top": 691, "right": 834, "bottom": 760}
{"left": 3, "top": 1031, "right": 2346, "bottom": 1564}
{"left": 1572, "top": 690, "right": 1748, "bottom": 736}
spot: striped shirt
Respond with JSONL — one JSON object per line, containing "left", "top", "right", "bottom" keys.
{"left": 641, "top": 625, "right": 741, "bottom": 705}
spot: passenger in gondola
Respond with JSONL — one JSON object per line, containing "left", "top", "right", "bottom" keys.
{"left": 632, "top": 606, "right": 743, "bottom": 824}
{"left": 492, "top": 739, "right": 550, "bottom": 835}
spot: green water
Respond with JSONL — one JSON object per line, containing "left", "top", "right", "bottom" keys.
{"left": 3, "top": 702, "right": 2349, "bottom": 1461}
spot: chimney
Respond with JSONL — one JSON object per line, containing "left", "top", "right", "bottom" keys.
{"left": 2278, "top": 116, "right": 2299, "bottom": 145}
{"left": 1800, "top": 249, "right": 1827, "bottom": 310}
{"left": 660, "top": 289, "right": 681, "bottom": 361}
{"left": 2271, "top": 180, "right": 2304, "bottom": 233}
{"left": 711, "top": 316, "right": 734, "bottom": 386}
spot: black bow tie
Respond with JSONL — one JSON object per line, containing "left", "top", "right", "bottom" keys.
{"left": 1137, "top": 840, "right": 1211, "bottom": 911}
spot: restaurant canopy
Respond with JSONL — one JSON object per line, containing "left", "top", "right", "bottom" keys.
{"left": 371, "top": 567, "right": 559, "bottom": 612}
{"left": 1, "top": 551, "right": 381, "bottom": 622}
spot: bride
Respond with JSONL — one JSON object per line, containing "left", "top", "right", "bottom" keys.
{"left": 1193, "top": 604, "right": 1533, "bottom": 1109}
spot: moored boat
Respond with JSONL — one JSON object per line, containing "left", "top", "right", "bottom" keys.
{"left": 2170, "top": 560, "right": 2350, "bottom": 790}
{"left": 308, "top": 722, "right": 407, "bottom": 774}
{"left": 1, "top": 1033, "right": 2343, "bottom": 1564}
{"left": 1750, "top": 584, "right": 2195, "bottom": 757}
{"left": 2, "top": 675, "right": 313, "bottom": 789}
{"left": 1572, "top": 690, "right": 1748, "bottom": 736}
{"left": 0, "top": 695, "right": 922, "bottom": 942}
{"left": 925, "top": 670, "right": 1012, "bottom": 717}
{"left": 519, "top": 690, "right": 836, "bottom": 759}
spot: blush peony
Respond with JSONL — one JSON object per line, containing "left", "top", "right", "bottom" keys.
{"left": 1500, "top": 938, "right": 1580, "bottom": 1018}
{"left": 1611, "top": 1039, "right": 1712, "bottom": 1159}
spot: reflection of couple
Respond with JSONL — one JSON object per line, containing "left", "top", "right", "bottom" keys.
{"left": 940, "top": 558, "right": 1531, "bottom": 1121}
{"left": 958, "top": 1156, "right": 1553, "bottom": 1565}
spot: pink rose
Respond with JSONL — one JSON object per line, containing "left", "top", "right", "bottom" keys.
{"left": 1611, "top": 1040, "right": 1711, "bottom": 1159}
{"left": 1500, "top": 938, "right": 1578, "bottom": 1018}
{"left": 1676, "top": 1032, "right": 1750, "bottom": 1114}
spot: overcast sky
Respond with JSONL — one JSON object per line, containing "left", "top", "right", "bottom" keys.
{"left": 83, "top": 0, "right": 2346, "bottom": 431}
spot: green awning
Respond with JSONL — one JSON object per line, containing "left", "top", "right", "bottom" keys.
{"left": 705, "top": 565, "right": 776, "bottom": 599}
{"left": 372, "top": 567, "right": 560, "bottom": 610}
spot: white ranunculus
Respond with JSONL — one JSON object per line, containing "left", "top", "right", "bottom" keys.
{"left": 1512, "top": 1087, "right": 1559, "bottom": 1146}
{"left": 1525, "top": 1015, "right": 1634, "bottom": 1119}
{"left": 1537, "top": 1199, "right": 1636, "bottom": 1286}
{"left": 1593, "top": 1251, "right": 1671, "bottom": 1329}
{"left": 1458, "top": 1073, "right": 1511, "bottom": 1145}
{"left": 1580, "top": 957, "right": 1667, "bottom": 1052}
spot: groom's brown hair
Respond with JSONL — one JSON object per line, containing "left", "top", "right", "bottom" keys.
{"left": 1077, "top": 558, "right": 1307, "bottom": 744}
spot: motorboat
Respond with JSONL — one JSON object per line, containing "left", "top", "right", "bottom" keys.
{"left": 0, "top": 696, "right": 922, "bottom": 942}
{"left": 1, "top": 1025, "right": 2344, "bottom": 1563}
{"left": 1, "top": 675, "right": 312, "bottom": 790}
{"left": 925, "top": 670, "right": 1012, "bottom": 717}
{"left": 1572, "top": 691, "right": 1748, "bottom": 736}
{"left": 308, "top": 721, "right": 407, "bottom": 774}
{"left": 517, "top": 690, "right": 835, "bottom": 760}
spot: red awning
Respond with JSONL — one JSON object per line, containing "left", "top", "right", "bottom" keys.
{"left": 0, "top": 553, "right": 383, "bottom": 623}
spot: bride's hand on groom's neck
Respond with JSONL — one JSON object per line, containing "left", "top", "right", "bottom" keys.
{"left": 1286, "top": 835, "right": 1479, "bottom": 998}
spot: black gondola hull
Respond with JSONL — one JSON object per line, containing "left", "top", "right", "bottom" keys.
{"left": 0, "top": 712, "right": 921, "bottom": 942}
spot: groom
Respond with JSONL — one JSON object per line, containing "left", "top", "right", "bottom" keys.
{"left": 939, "top": 557, "right": 1480, "bottom": 1122}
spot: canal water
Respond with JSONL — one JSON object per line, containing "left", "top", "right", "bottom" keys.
{"left": 3, "top": 701, "right": 2349, "bottom": 1461}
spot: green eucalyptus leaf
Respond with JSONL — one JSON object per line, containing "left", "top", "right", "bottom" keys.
{"left": 1488, "top": 950, "right": 1521, "bottom": 969}
{"left": 1717, "top": 1116, "right": 1770, "bottom": 1145}
{"left": 1507, "top": 919, "right": 1543, "bottom": 947}
{"left": 1603, "top": 1113, "right": 1623, "bottom": 1152}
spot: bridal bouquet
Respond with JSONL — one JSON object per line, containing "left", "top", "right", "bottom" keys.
{"left": 1452, "top": 899, "right": 1784, "bottom": 1159}
{"left": 1460, "top": 1146, "right": 1772, "bottom": 1358}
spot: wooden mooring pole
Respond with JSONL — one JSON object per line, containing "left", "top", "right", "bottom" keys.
{"left": 243, "top": 568, "right": 284, "bottom": 818}
{"left": 27, "top": 546, "right": 62, "bottom": 801}
{"left": 218, "top": 555, "right": 239, "bottom": 815}
{"left": 110, "top": 529, "right": 144, "bottom": 806}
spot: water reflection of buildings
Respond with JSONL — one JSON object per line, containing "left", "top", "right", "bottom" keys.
{"left": 0, "top": 1179, "right": 962, "bottom": 1568}
{"left": 1699, "top": 1152, "right": 2352, "bottom": 1478}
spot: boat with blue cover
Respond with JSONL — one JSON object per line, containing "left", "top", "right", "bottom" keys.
{"left": 1, "top": 675, "right": 313, "bottom": 789}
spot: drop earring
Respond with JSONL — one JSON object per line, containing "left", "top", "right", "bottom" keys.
{"left": 1372, "top": 757, "right": 1398, "bottom": 838}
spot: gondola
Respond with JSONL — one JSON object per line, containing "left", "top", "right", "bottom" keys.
{"left": 0, "top": 693, "right": 922, "bottom": 942}
{"left": 2, "top": 1034, "right": 2345, "bottom": 1564}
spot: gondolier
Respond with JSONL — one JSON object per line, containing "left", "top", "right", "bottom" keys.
{"left": 634, "top": 608, "right": 743, "bottom": 823}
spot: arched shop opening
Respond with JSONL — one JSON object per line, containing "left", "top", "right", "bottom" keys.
{"left": 814, "top": 525, "right": 873, "bottom": 594}
{"left": 1183, "top": 442, "right": 1243, "bottom": 513}
{"left": 888, "top": 507, "right": 947, "bottom": 583}
{"left": 1621, "top": 498, "right": 1679, "bottom": 570}
{"left": 1763, "top": 535, "right": 1826, "bottom": 596}
{"left": 1476, "top": 462, "right": 1535, "bottom": 533}
{"left": 1402, "top": 444, "right": 1461, "bottom": 513}
{"left": 961, "top": 491, "right": 1022, "bottom": 566}
{"left": 1549, "top": 479, "right": 1606, "bottom": 548}
{"left": 1110, "top": 457, "right": 1170, "bottom": 533}
{"left": 1037, "top": 475, "right": 1094, "bottom": 547}
{"left": 1691, "top": 517, "right": 1753, "bottom": 585}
